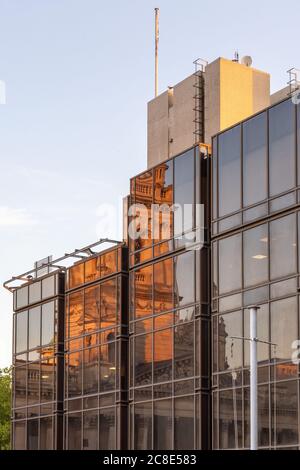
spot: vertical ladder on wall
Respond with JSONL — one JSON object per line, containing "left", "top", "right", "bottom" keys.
{"left": 193, "top": 58, "right": 207, "bottom": 144}
{"left": 287, "top": 68, "right": 300, "bottom": 96}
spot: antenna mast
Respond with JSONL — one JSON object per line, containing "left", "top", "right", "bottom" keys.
{"left": 155, "top": 8, "right": 159, "bottom": 97}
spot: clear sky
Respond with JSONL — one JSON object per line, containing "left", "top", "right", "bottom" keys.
{"left": 0, "top": 0, "right": 299, "bottom": 367}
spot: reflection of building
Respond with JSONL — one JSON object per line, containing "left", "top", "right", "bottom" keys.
{"left": 6, "top": 55, "right": 300, "bottom": 450}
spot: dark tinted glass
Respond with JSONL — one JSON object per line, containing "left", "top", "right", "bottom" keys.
{"left": 135, "top": 334, "right": 152, "bottom": 386}
{"left": 270, "top": 214, "right": 297, "bottom": 280}
{"left": 68, "top": 413, "right": 82, "bottom": 449}
{"left": 243, "top": 112, "right": 267, "bottom": 206}
{"left": 134, "top": 402, "right": 152, "bottom": 449}
{"left": 174, "top": 323, "right": 194, "bottom": 379}
{"left": 174, "top": 396, "right": 194, "bottom": 449}
{"left": 154, "top": 329, "right": 172, "bottom": 383}
{"left": 99, "top": 408, "right": 115, "bottom": 450}
{"left": 16, "top": 310, "right": 28, "bottom": 353}
{"left": 174, "top": 251, "right": 195, "bottom": 307}
{"left": 269, "top": 99, "right": 295, "bottom": 196}
{"left": 243, "top": 224, "right": 268, "bottom": 288}
{"left": 29, "top": 307, "right": 40, "bottom": 350}
{"left": 83, "top": 411, "right": 98, "bottom": 450}
{"left": 154, "top": 399, "right": 172, "bottom": 450}
{"left": 174, "top": 149, "right": 194, "bottom": 235}
{"left": 154, "top": 258, "right": 173, "bottom": 313}
{"left": 219, "top": 234, "right": 242, "bottom": 294}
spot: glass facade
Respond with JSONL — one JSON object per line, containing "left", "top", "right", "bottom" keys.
{"left": 212, "top": 97, "right": 300, "bottom": 449}
{"left": 9, "top": 97, "right": 300, "bottom": 451}
{"left": 12, "top": 271, "right": 65, "bottom": 450}
{"left": 64, "top": 246, "right": 128, "bottom": 450}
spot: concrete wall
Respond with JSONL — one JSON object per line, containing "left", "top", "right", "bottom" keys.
{"left": 147, "top": 74, "right": 197, "bottom": 168}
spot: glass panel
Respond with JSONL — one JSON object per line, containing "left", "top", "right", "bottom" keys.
{"left": 27, "top": 419, "right": 39, "bottom": 450}
{"left": 154, "top": 329, "right": 172, "bottom": 383}
{"left": 154, "top": 399, "right": 172, "bottom": 450}
{"left": 270, "top": 214, "right": 297, "bottom": 280}
{"left": 99, "top": 408, "right": 115, "bottom": 450}
{"left": 85, "top": 286, "right": 100, "bottom": 333}
{"left": 68, "top": 413, "right": 82, "bottom": 450}
{"left": 134, "top": 402, "right": 152, "bottom": 450}
{"left": 219, "top": 294, "right": 242, "bottom": 312}
{"left": 174, "top": 149, "right": 194, "bottom": 235}
{"left": 275, "top": 381, "right": 298, "bottom": 446}
{"left": 29, "top": 281, "right": 41, "bottom": 305}
{"left": 218, "top": 311, "right": 242, "bottom": 371}
{"left": 269, "top": 99, "right": 295, "bottom": 196}
{"left": 28, "top": 306, "right": 40, "bottom": 350}
{"left": 174, "top": 396, "right": 194, "bottom": 450}
{"left": 41, "top": 275, "right": 55, "bottom": 299}
{"left": 243, "top": 112, "right": 267, "bottom": 206}
{"left": 243, "top": 224, "right": 268, "bottom": 288}
{"left": 69, "top": 291, "right": 84, "bottom": 338}
{"left": 83, "top": 411, "right": 98, "bottom": 450}
{"left": 84, "top": 257, "right": 100, "bottom": 283}
{"left": 101, "top": 250, "right": 117, "bottom": 277}
{"left": 212, "top": 138, "right": 218, "bottom": 219}
{"left": 154, "top": 160, "right": 173, "bottom": 242}
{"left": 68, "top": 352, "right": 82, "bottom": 398}
{"left": 135, "top": 334, "right": 152, "bottom": 386}
{"left": 174, "top": 251, "right": 195, "bottom": 307}
{"left": 135, "top": 265, "right": 153, "bottom": 319}
{"left": 14, "top": 421, "right": 26, "bottom": 450}
{"left": 100, "top": 279, "right": 117, "bottom": 329}
{"left": 218, "top": 125, "right": 241, "bottom": 217}
{"left": 40, "top": 417, "right": 53, "bottom": 450}
{"left": 135, "top": 170, "right": 153, "bottom": 250}
{"left": 244, "top": 304, "right": 269, "bottom": 366}
{"left": 243, "top": 203, "right": 268, "bottom": 223}
{"left": 174, "top": 323, "right": 194, "bottom": 379}
{"left": 16, "top": 310, "right": 28, "bottom": 353}
{"left": 219, "top": 234, "right": 242, "bottom": 294}
{"left": 69, "top": 263, "right": 84, "bottom": 289}
{"left": 270, "top": 278, "right": 297, "bottom": 299}
{"left": 219, "top": 389, "right": 242, "bottom": 449}
{"left": 100, "top": 342, "right": 116, "bottom": 391}
{"left": 17, "top": 287, "right": 28, "bottom": 309}
{"left": 271, "top": 297, "right": 297, "bottom": 361}
{"left": 15, "top": 366, "right": 27, "bottom": 408}
{"left": 41, "top": 357, "right": 54, "bottom": 402}
{"left": 243, "top": 286, "right": 268, "bottom": 307}
{"left": 154, "top": 257, "right": 173, "bottom": 313}
{"left": 244, "top": 385, "right": 270, "bottom": 448}
{"left": 41, "top": 301, "right": 55, "bottom": 346}
{"left": 83, "top": 347, "right": 98, "bottom": 395}
{"left": 270, "top": 192, "right": 296, "bottom": 213}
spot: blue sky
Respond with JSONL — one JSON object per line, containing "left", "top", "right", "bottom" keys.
{"left": 0, "top": 0, "right": 299, "bottom": 367}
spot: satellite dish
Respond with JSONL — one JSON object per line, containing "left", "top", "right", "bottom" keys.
{"left": 241, "top": 56, "right": 253, "bottom": 67}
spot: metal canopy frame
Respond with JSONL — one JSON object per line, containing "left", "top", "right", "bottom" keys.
{"left": 3, "top": 237, "right": 121, "bottom": 292}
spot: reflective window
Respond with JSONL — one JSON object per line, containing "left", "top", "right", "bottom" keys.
{"left": 174, "top": 251, "right": 195, "bottom": 307}
{"left": 99, "top": 408, "right": 115, "bottom": 450}
{"left": 218, "top": 125, "right": 241, "bottom": 217}
{"left": 27, "top": 419, "right": 39, "bottom": 450}
{"left": 69, "top": 263, "right": 84, "bottom": 289}
{"left": 243, "top": 112, "right": 267, "bottom": 206}
{"left": 100, "top": 280, "right": 117, "bottom": 329}
{"left": 135, "top": 334, "right": 152, "bottom": 386}
{"left": 269, "top": 99, "right": 295, "bottom": 196}
{"left": 68, "top": 352, "right": 82, "bottom": 398}
{"left": 85, "top": 257, "right": 100, "bottom": 284}
{"left": 41, "top": 358, "right": 54, "bottom": 402}
{"left": 218, "top": 311, "right": 242, "bottom": 371}
{"left": 244, "top": 385, "right": 270, "bottom": 448}
{"left": 101, "top": 250, "right": 117, "bottom": 278}
{"left": 135, "top": 171, "right": 153, "bottom": 250}
{"left": 14, "top": 421, "right": 26, "bottom": 449}
{"left": 135, "top": 266, "right": 152, "bottom": 319}
{"left": 15, "top": 366, "right": 27, "bottom": 408}
{"left": 83, "top": 411, "right": 98, "bottom": 449}
{"left": 29, "top": 282, "right": 41, "bottom": 305}
{"left": 28, "top": 307, "right": 40, "bottom": 350}
{"left": 85, "top": 286, "right": 100, "bottom": 333}
{"left": 41, "top": 275, "right": 55, "bottom": 299}
{"left": 219, "top": 234, "right": 242, "bottom": 294}
{"left": 100, "top": 343, "right": 115, "bottom": 392}
{"left": 40, "top": 417, "right": 53, "bottom": 450}
{"left": 16, "top": 310, "right": 28, "bottom": 353}
{"left": 271, "top": 297, "right": 297, "bottom": 362}
{"left": 243, "top": 224, "right": 268, "bottom": 288}
{"left": 27, "top": 362, "right": 40, "bottom": 405}
{"left": 174, "top": 323, "right": 194, "bottom": 379}
{"left": 83, "top": 348, "right": 98, "bottom": 395}
{"left": 17, "top": 287, "right": 28, "bottom": 309}
{"left": 275, "top": 381, "right": 298, "bottom": 446}
{"left": 174, "top": 396, "right": 194, "bottom": 450}
{"left": 154, "top": 329, "right": 172, "bottom": 383}
{"left": 134, "top": 402, "right": 152, "bottom": 449}
{"left": 270, "top": 214, "right": 297, "bottom": 280}
{"left": 69, "top": 291, "right": 84, "bottom": 338}
{"left": 154, "top": 258, "right": 173, "bottom": 314}
{"left": 41, "top": 302, "right": 55, "bottom": 346}
{"left": 154, "top": 399, "right": 172, "bottom": 450}
{"left": 219, "top": 389, "right": 242, "bottom": 449}
{"left": 68, "top": 413, "right": 82, "bottom": 449}
{"left": 174, "top": 150, "right": 194, "bottom": 235}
